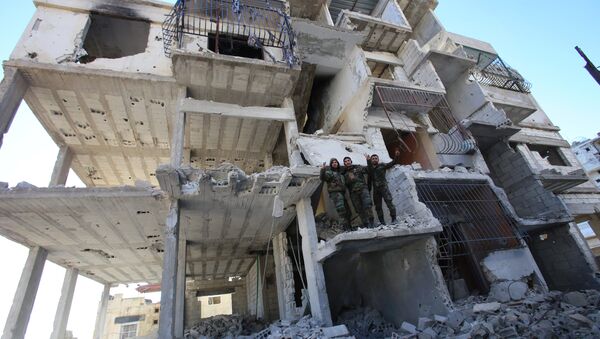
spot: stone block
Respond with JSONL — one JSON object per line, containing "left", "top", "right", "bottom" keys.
{"left": 401, "top": 321, "right": 417, "bottom": 334}
{"left": 563, "top": 291, "right": 588, "bottom": 307}
{"left": 446, "top": 310, "right": 465, "bottom": 329}
{"left": 433, "top": 314, "right": 447, "bottom": 323}
{"left": 473, "top": 302, "right": 501, "bottom": 313}
{"left": 417, "top": 317, "right": 433, "bottom": 331}
{"left": 322, "top": 324, "right": 350, "bottom": 337}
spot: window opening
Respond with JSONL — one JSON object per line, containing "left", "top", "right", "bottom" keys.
{"left": 527, "top": 144, "right": 569, "bottom": 166}
{"left": 119, "top": 323, "right": 138, "bottom": 339}
{"left": 81, "top": 13, "right": 150, "bottom": 63}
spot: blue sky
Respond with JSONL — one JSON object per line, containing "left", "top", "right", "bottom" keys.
{"left": 0, "top": 1, "right": 598, "bottom": 338}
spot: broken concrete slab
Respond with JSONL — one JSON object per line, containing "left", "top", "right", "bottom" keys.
{"left": 473, "top": 302, "right": 501, "bottom": 313}
{"left": 563, "top": 291, "right": 588, "bottom": 307}
{"left": 482, "top": 248, "right": 536, "bottom": 282}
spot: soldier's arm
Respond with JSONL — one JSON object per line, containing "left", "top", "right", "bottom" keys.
{"left": 320, "top": 167, "right": 329, "bottom": 181}
{"left": 384, "top": 150, "right": 401, "bottom": 169}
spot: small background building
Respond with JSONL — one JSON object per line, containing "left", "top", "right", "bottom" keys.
{"left": 102, "top": 294, "right": 159, "bottom": 339}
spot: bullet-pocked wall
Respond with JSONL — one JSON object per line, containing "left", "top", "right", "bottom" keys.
{"left": 323, "top": 237, "right": 451, "bottom": 325}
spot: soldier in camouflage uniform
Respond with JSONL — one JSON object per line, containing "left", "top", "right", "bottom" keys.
{"left": 366, "top": 150, "right": 400, "bottom": 225}
{"left": 342, "top": 156, "right": 374, "bottom": 228}
{"left": 320, "top": 158, "right": 351, "bottom": 228}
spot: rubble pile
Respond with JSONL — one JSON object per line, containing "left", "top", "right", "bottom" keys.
{"left": 184, "top": 314, "right": 267, "bottom": 339}
{"left": 315, "top": 213, "right": 420, "bottom": 241}
{"left": 390, "top": 289, "right": 600, "bottom": 338}
{"left": 253, "top": 316, "right": 352, "bottom": 339}
{"left": 337, "top": 307, "right": 399, "bottom": 338}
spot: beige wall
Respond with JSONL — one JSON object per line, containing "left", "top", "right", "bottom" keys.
{"left": 199, "top": 294, "right": 233, "bottom": 318}
{"left": 102, "top": 294, "right": 160, "bottom": 339}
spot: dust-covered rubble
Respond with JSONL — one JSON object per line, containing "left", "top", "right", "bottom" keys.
{"left": 184, "top": 314, "right": 267, "bottom": 339}
{"left": 253, "top": 316, "right": 353, "bottom": 339}
{"left": 315, "top": 213, "right": 423, "bottom": 241}
{"left": 389, "top": 289, "right": 600, "bottom": 338}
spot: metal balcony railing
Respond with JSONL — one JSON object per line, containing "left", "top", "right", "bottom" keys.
{"left": 471, "top": 57, "right": 531, "bottom": 93}
{"left": 162, "top": 0, "right": 297, "bottom": 66}
{"left": 374, "top": 85, "right": 476, "bottom": 154}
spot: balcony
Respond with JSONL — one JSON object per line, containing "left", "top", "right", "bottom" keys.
{"left": 470, "top": 57, "right": 531, "bottom": 94}
{"left": 162, "top": 0, "right": 297, "bottom": 66}
{"left": 334, "top": 0, "right": 412, "bottom": 53}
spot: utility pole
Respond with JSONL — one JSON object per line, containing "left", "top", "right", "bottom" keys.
{"left": 575, "top": 46, "right": 600, "bottom": 86}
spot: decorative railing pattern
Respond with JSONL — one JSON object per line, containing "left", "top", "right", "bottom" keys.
{"left": 162, "top": 0, "right": 297, "bottom": 66}
{"left": 471, "top": 57, "right": 531, "bottom": 93}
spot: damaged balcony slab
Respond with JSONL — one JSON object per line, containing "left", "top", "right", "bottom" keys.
{"left": 0, "top": 185, "right": 168, "bottom": 284}
{"left": 171, "top": 51, "right": 301, "bottom": 107}
{"left": 336, "top": 10, "right": 412, "bottom": 53}
{"left": 315, "top": 222, "right": 442, "bottom": 262}
{"left": 4, "top": 59, "right": 180, "bottom": 187}
{"left": 297, "top": 134, "right": 393, "bottom": 166}
{"left": 156, "top": 164, "right": 322, "bottom": 280}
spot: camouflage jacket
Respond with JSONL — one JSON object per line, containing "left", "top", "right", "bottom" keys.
{"left": 367, "top": 158, "right": 397, "bottom": 188}
{"left": 342, "top": 165, "right": 369, "bottom": 192}
{"left": 320, "top": 167, "right": 346, "bottom": 192}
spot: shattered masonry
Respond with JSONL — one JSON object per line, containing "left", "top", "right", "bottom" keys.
{"left": 1, "top": 0, "right": 600, "bottom": 338}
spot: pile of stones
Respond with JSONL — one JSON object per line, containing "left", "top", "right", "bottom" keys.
{"left": 337, "top": 307, "right": 399, "bottom": 338}
{"left": 390, "top": 289, "right": 600, "bottom": 338}
{"left": 315, "top": 213, "right": 420, "bottom": 241}
{"left": 253, "top": 316, "right": 352, "bottom": 339}
{"left": 184, "top": 314, "right": 267, "bottom": 338}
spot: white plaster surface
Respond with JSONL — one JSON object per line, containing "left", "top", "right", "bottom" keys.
{"left": 482, "top": 248, "right": 536, "bottom": 282}
{"left": 297, "top": 135, "right": 391, "bottom": 166}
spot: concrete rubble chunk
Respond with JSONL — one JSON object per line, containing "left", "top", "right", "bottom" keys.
{"left": 14, "top": 181, "right": 37, "bottom": 189}
{"left": 446, "top": 310, "right": 465, "bottom": 329}
{"left": 0, "top": 181, "right": 9, "bottom": 189}
{"left": 433, "top": 314, "right": 447, "bottom": 323}
{"left": 563, "top": 291, "right": 588, "bottom": 307}
{"left": 400, "top": 321, "right": 417, "bottom": 334}
{"left": 321, "top": 324, "right": 350, "bottom": 337}
{"left": 417, "top": 317, "right": 433, "bottom": 330}
{"left": 473, "top": 302, "right": 501, "bottom": 313}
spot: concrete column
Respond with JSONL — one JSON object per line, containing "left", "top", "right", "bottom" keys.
{"left": 296, "top": 198, "right": 332, "bottom": 326}
{"left": 172, "top": 88, "right": 187, "bottom": 168}
{"left": 174, "top": 232, "right": 187, "bottom": 338}
{"left": 0, "top": 67, "right": 28, "bottom": 149}
{"left": 282, "top": 98, "right": 302, "bottom": 167}
{"left": 159, "top": 200, "right": 180, "bottom": 339}
{"left": 1, "top": 246, "right": 47, "bottom": 339}
{"left": 272, "top": 232, "right": 287, "bottom": 320}
{"left": 49, "top": 146, "right": 73, "bottom": 186}
{"left": 50, "top": 268, "right": 79, "bottom": 339}
{"left": 92, "top": 284, "right": 110, "bottom": 339}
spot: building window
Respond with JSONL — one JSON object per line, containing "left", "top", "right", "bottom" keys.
{"left": 208, "top": 296, "right": 221, "bottom": 305}
{"left": 153, "top": 319, "right": 158, "bottom": 325}
{"left": 119, "top": 323, "right": 138, "bottom": 339}
{"left": 527, "top": 144, "right": 570, "bottom": 166}
{"left": 154, "top": 308, "right": 159, "bottom": 313}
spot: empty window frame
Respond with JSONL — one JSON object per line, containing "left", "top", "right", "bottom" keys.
{"left": 119, "top": 323, "right": 138, "bottom": 339}
{"left": 208, "top": 296, "right": 221, "bottom": 305}
{"left": 81, "top": 13, "right": 150, "bottom": 62}
{"left": 367, "top": 59, "right": 396, "bottom": 80}
{"left": 527, "top": 144, "right": 570, "bottom": 166}
{"left": 207, "top": 33, "right": 263, "bottom": 59}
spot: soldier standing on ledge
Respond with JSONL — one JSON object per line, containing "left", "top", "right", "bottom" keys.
{"left": 366, "top": 150, "right": 400, "bottom": 225}
{"left": 342, "top": 156, "right": 375, "bottom": 228}
{"left": 320, "top": 158, "right": 351, "bottom": 229}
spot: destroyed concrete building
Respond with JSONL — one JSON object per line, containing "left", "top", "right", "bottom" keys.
{"left": 0, "top": 0, "right": 599, "bottom": 338}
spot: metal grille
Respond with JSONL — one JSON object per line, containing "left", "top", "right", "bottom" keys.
{"left": 375, "top": 86, "right": 445, "bottom": 114}
{"left": 374, "top": 86, "right": 476, "bottom": 154}
{"left": 415, "top": 180, "right": 526, "bottom": 296}
{"left": 471, "top": 57, "right": 531, "bottom": 93}
{"left": 428, "top": 100, "right": 476, "bottom": 154}
{"left": 415, "top": 180, "right": 524, "bottom": 256}
{"left": 162, "top": 0, "right": 297, "bottom": 66}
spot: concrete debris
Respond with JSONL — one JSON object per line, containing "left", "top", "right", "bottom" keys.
{"left": 0, "top": 182, "right": 8, "bottom": 189}
{"left": 489, "top": 281, "right": 529, "bottom": 302}
{"left": 14, "top": 181, "right": 37, "bottom": 189}
{"left": 315, "top": 213, "right": 422, "bottom": 241}
{"left": 337, "top": 307, "right": 399, "bottom": 338}
{"left": 390, "top": 289, "right": 600, "bottom": 338}
{"left": 184, "top": 314, "right": 267, "bottom": 339}
{"left": 253, "top": 316, "right": 353, "bottom": 339}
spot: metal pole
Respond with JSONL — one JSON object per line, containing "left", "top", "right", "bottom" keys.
{"left": 576, "top": 46, "right": 600, "bottom": 86}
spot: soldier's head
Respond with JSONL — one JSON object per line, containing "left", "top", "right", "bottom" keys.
{"left": 371, "top": 154, "right": 379, "bottom": 165}
{"left": 330, "top": 158, "right": 340, "bottom": 169}
{"left": 343, "top": 157, "right": 352, "bottom": 167}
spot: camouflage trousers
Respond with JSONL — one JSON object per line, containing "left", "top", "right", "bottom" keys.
{"left": 350, "top": 187, "right": 374, "bottom": 226}
{"left": 373, "top": 185, "right": 396, "bottom": 224}
{"left": 329, "top": 191, "right": 351, "bottom": 227}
